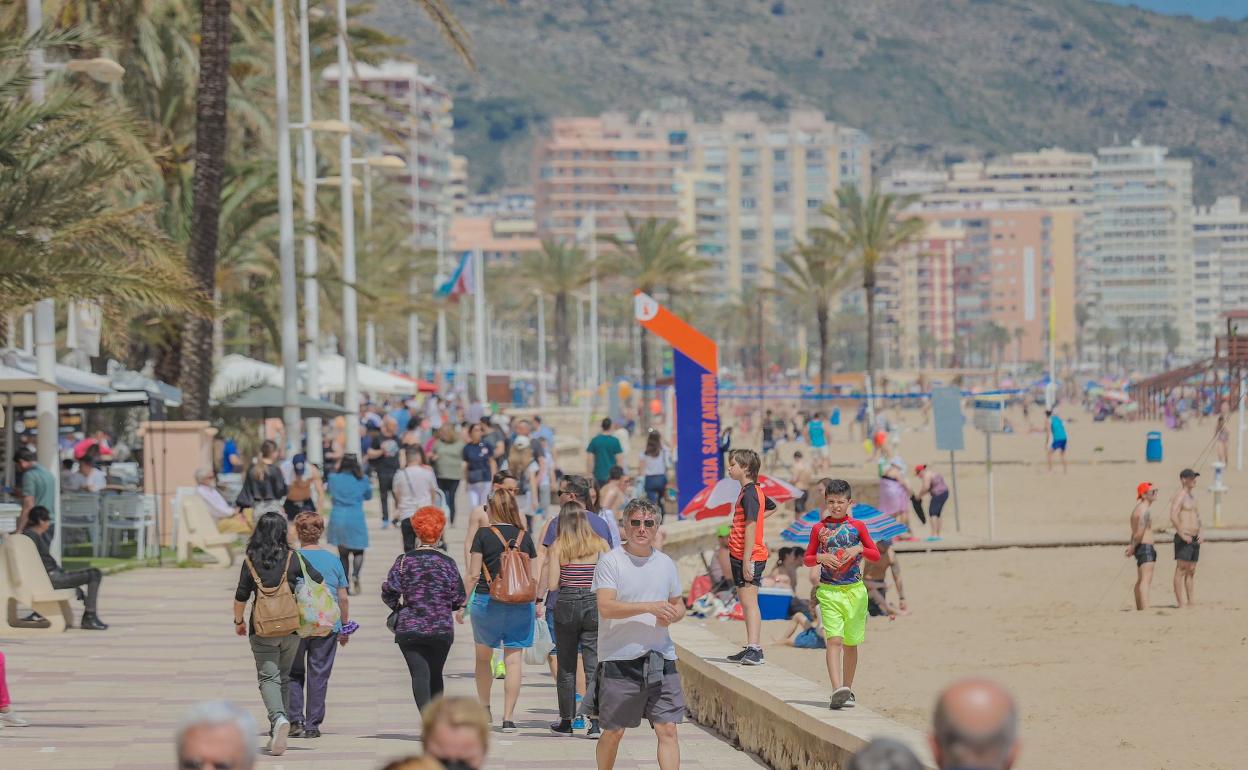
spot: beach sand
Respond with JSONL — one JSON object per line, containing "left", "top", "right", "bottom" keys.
{"left": 699, "top": 407, "right": 1248, "bottom": 768}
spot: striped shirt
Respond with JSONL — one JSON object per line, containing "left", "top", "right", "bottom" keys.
{"left": 560, "top": 562, "right": 597, "bottom": 588}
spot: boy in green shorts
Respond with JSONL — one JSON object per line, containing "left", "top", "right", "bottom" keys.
{"left": 802, "top": 478, "right": 880, "bottom": 709}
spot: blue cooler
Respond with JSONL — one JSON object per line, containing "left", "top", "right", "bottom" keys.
{"left": 758, "top": 587, "right": 795, "bottom": 620}
{"left": 1146, "top": 431, "right": 1163, "bottom": 463}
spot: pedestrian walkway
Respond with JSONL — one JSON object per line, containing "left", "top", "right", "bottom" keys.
{"left": 0, "top": 506, "right": 763, "bottom": 769}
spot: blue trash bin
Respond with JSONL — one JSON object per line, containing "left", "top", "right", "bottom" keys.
{"left": 1146, "top": 431, "right": 1163, "bottom": 463}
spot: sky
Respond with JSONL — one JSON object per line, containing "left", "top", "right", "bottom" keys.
{"left": 1099, "top": 0, "right": 1248, "bottom": 19}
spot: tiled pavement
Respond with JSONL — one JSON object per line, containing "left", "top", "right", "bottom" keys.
{"left": 1, "top": 504, "right": 764, "bottom": 769}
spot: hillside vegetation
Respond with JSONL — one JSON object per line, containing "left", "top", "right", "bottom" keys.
{"left": 371, "top": 0, "right": 1248, "bottom": 199}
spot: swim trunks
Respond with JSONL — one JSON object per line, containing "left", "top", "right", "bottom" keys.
{"left": 815, "top": 581, "right": 868, "bottom": 647}
{"left": 1133, "top": 543, "right": 1157, "bottom": 566}
{"left": 1173, "top": 534, "right": 1200, "bottom": 563}
{"left": 1051, "top": 439, "right": 1067, "bottom": 451}
{"left": 866, "top": 581, "right": 888, "bottom": 617}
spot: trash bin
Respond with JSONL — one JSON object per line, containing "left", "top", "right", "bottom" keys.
{"left": 1146, "top": 431, "right": 1163, "bottom": 463}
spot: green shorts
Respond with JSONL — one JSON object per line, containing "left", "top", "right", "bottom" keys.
{"left": 816, "top": 581, "right": 868, "bottom": 647}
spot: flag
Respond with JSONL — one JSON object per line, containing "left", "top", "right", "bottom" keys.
{"left": 436, "top": 251, "right": 473, "bottom": 298}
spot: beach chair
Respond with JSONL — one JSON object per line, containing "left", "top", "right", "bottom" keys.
{"left": 1, "top": 534, "right": 76, "bottom": 635}
{"left": 175, "top": 494, "right": 236, "bottom": 569}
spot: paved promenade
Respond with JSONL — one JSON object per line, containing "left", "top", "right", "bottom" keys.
{"left": 0, "top": 508, "right": 764, "bottom": 770}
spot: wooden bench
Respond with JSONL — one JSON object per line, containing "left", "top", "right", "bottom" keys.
{"left": 0, "top": 534, "right": 77, "bottom": 635}
{"left": 175, "top": 493, "right": 237, "bottom": 569}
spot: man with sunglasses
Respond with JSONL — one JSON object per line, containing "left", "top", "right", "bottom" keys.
{"left": 592, "top": 499, "right": 685, "bottom": 770}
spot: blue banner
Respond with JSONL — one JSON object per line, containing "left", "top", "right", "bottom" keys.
{"left": 673, "top": 349, "right": 719, "bottom": 512}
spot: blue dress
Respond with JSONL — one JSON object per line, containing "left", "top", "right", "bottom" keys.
{"left": 326, "top": 472, "right": 373, "bottom": 550}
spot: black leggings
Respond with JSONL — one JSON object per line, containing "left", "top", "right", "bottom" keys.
{"left": 436, "top": 477, "right": 459, "bottom": 523}
{"left": 378, "top": 473, "right": 396, "bottom": 523}
{"left": 399, "top": 637, "right": 453, "bottom": 711}
{"left": 337, "top": 546, "right": 365, "bottom": 579}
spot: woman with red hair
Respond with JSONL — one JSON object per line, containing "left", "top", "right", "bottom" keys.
{"left": 382, "top": 506, "right": 466, "bottom": 711}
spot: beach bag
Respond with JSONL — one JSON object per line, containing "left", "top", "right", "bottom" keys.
{"left": 524, "top": 614, "right": 554, "bottom": 665}
{"left": 245, "top": 552, "right": 300, "bottom": 637}
{"left": 481, "top": 526, "right": 537, "bottom": 604}
{"left": 295, "top": 554, "right": 339, "bottom": 638}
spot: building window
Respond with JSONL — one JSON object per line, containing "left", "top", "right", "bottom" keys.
{"left": 742, "top": 228, "right": 758, "bottom": 241}
{"left": 774, "top": 181, "right": 789, "bottom": 193}
{"left": 742, "top": 165, "right": 756, "bottom": 177}
{"left": 807, "top": 198, "right": 822, "bottom": 209}
{"left": 741, "top": 197, "right": 757, "bottom": 210}
{"left": 774, "top": 149, "right": 787, "bottom": 162}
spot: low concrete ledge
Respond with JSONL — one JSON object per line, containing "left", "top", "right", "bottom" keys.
{"left": 672, "top": 622, "right": 936, "bottom": 770}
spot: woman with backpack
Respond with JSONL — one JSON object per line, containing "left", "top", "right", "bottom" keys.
{"left": 236, "top": 440, "right": 287, "bottom": 517}
{"left": 382, "top": 506, "right": 466, "bottom": 711}
{"left": 326, "top": 454, "right": 372, "bottom": 595}
{"left": 233, "top": 511, "right": 324, "bottom": 756}
{"left": 460, "top": 490, "right": 536, "bottom": 733}
{"left": 540, "top": 502, "right": 610, "bottom": 738}
{"left": 287, "top": 512, "right": 350, "bottom": 739}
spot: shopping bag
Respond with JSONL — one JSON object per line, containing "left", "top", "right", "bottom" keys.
{"left": 524, "top": 612, "right": 554, "bottom": 665}
{"left": 295, "top": 554, "right": 340, "bottom": 638}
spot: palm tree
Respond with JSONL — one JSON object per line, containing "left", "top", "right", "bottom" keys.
{"left": 600, "top": 215, "right": 708, "bottom": 429}
{"left": 1161, "top": 321, "right": 1181, "bottom": 367}
{"left": 824, "top": 186, "right": 924, "bottom": 415}
{"left": 0, "top": 28, "right": 204, "bottom": 320}
{"left": 774, "top": 228, "right": 853, "bottom": 392}
{"left": 1094, "top": 327, "right": 1115, "bottom": 371}
{"left": 1074, "top": 302, "right": 1090, "bottom": 363}
{"left": 1013, "top": 326, "right": 1025, "bottom": 365}
{"left": 518, "top": 240, "right": 592, "bottom": 405}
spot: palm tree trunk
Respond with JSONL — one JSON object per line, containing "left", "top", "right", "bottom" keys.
{"left": 816, "top": 300, "right": 830, "bottom": 395}
{"left": 180, "top": 0, "right": 232, "bottom": 420}
{"left": 554, "top": 292, "right": 569, "bottom": 405}
{"left": 864, "top": 269, "right": 877, "bottom": 416}
{"left": 640, "top": 330, "right": 652, "bottom": 433}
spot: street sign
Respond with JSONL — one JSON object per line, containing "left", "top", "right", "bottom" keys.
{"left": 932, "top": 387, "right": 965, "bottom": 451}
{"left": 972, "top": 398, "right": 1005, "bottom": 433}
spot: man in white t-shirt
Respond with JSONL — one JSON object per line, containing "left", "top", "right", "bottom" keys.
{"left": 592, "top": 498, "right": 686, "bottom": 770}
{"left": 64, "top": 454, "right": 107, "bottom": 493}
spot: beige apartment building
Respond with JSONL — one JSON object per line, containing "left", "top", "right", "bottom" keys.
{"left": 1194, "top": 196, "right": 1248, "bottom": 352}
{"left": 321, "top": 61, "right": 454, "bottom": 248}
{"left": 449, "top": 155, "right": 469, "bottom": 215}
{"left": 887, "top": 220, "right": 965, "bottom": 369}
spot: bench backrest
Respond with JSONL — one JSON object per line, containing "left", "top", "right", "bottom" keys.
{"left": 180, "top": 494, "right": 218, "bottom": 539}
{"left": 3, "top": 534, "right": 57, "bottom": 601}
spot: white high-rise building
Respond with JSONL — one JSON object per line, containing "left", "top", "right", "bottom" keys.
{"left": 1087, "top": 141, "right": 1195, "bottom": 355}
{"left": 1194, "top": 196, "right": 1248, "bottom": 352}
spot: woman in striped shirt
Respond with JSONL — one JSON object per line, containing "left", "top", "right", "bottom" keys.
{"left": 542, "top": 502, "right": 610, "bottom": 737}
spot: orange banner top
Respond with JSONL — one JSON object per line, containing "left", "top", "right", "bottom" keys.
{"left": 634, "top": 291, "right": 718, "bottom": 373}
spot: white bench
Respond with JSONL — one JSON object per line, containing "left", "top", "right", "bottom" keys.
{"left": 175, "top": 494, "right": 237, "bottom": 569}
{"left": 0, "top": 533, "right": 77, "bottom": 635}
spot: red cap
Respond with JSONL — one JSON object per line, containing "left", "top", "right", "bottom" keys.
{"left": 914, "top": 464, "right": 926, "bottom": 475}
{"left": 1136, "top": 482, "right": 1156, "bottom": 499}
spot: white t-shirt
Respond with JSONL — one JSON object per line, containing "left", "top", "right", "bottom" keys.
{"left": 394, "top": 465, "right": 438, "bottom": 518}
{"left": 591, "top": 546, "right": 682, "bottom": 662}
{"left": 640, "top": 449, "right": 668, "bottom": 476}
{"left": 65, "top": 467, "right": 107, "bottom": 493}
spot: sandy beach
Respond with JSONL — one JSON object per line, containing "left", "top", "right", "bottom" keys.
{"left": 697, "top": 406, "right": 1248, "bottom": 768}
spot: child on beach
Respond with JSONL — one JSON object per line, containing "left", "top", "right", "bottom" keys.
{"left": 772, "top": 585, "right": 826, "bottom": 650}
{"left": 803, "top": 479, "right": 880, "bottom": 710}
{"left": 725, "top": 448, "right": 777, "bottom": 667}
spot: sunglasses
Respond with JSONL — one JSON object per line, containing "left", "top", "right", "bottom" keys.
{"left": 628, "top": 519, "right": 657, "bottom": 529}
{"left": 179, "top": 760, "right": 239, "bottom": 770}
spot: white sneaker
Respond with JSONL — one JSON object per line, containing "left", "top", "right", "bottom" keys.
{"left": 0, "top": 710, "right": 29, "bottom": 727}
{"left": 269, "top": 715, "right": 290, "bottom": 755}
{"left": 829, "top": 686, "right": 853, "bottom": 710}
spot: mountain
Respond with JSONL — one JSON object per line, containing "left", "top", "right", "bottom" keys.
{"left": 370, "top": 0, "right": 1248, "bottom": 201}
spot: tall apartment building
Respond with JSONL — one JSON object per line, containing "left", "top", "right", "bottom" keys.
{"left": 449, "top": 155, "right": 469, "bottom": 215}
{"left": 683, "top": 111, "right": 871, "bottom": 294}
{"left": 321, "top": 61, "right": 454, "bottom": 247}
{"left": 887, "top": 220, "right": 964, "bottom": 368}
{"left": 1193, "top": 196, "right": 1248, "bottom": 351}
{"left": 1087, "top": 141, "right": 1195, "bottom": 353}
{"left": 533, "top": 111, "right": 693, "bottom": 244}
{"left": 534, "top": 109, "right": 871, "bottom": 298}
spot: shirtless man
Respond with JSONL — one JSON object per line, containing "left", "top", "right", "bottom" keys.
{"left": 1125, "top": 482, "right": 1158, "bottom": 610}
{"left": 863, "top": 539, "right": 908, "bottom": 619}
{"left": 791, "top": 451, "right": 814, "bottom": 513}
{"left": 1168, "top": 469, "right": 1203, "bottom": 608}
{"left": 462, "top": 469, "right": 518, "bottom": 567}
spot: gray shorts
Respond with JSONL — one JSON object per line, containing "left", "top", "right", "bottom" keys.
{"left": 594, "top": 655, "right": 685, "bottom": 730}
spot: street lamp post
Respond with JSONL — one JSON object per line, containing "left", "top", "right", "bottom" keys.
{"left": 536, "top": 291, "right": 547, "bottom": 408}
{"left": 334, "top": 0, "right": 361, "bottom": 456}
{"left": 298, "top": 0, "right": 323, "bottom": 465}
{"left": 273, "top": 0, "right": 302, "bottom": 459}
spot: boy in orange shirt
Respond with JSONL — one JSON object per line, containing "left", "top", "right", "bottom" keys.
{"left": 725, "top": 448, "right": 776, "bottom": 666}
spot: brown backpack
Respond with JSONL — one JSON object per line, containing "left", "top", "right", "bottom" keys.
{"left": 481, "top": 526, "right": 537, "bottom": 604}
{"left": 245, "top": 552, "right": 300, "bottom": 637}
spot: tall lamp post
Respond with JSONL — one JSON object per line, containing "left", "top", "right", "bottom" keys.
{"left": 272, "top": 0, "right": 302, "bottom": 458}
{"left": 333, "top": 0, "right": 360, "bottom": 455}
{"left": 297, "top": 0, "right": 324, "bottom": 465}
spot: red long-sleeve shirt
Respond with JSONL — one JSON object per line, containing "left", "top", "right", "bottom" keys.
{"left": 804, "top": 516, "right": 879, "bottom": 585}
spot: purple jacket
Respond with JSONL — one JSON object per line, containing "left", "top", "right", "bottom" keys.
{"left": 381, "top": 548, "right": 466, "bottom": 641}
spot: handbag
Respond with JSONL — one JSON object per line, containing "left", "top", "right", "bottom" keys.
{"left": 386, "top": 554, "right": 408, "bottom": 632}
{"left": 481, "top": 526, "right": 537, "bottom": 604}
{"left": 245, "top": 552, "right": 300, "bottom": 637}
{"left": 294, "top": 554, "right": 339, "bottom": 638}
{"left": 524, "top": 613, "right": 554, "bottom": 665}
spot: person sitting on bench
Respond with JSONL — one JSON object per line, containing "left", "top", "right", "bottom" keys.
{"left": 21, "top": 507, "right": 108, "bottom": 630}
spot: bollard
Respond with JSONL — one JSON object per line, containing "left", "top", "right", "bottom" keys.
{"left": 1211, "top": 461, "right": 1227, "bottom": 528}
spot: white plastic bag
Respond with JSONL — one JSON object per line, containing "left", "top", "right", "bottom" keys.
{"left": 524, "top": 612, "right": 554, "bottom": 665}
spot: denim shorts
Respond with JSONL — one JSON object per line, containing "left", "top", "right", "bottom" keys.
{"left": 470, "top": 591, "right": 535, "bottom": 649}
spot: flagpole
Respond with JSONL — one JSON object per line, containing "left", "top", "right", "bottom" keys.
{"left": 436, "top": 214, "right": 448, "bottom": 384}
{"left": 536, "top": 291, "right": 547, "bottom": 408}
{"left": 589, "top": 212, "right": 600, "bottom": 391}
{"left": 473, "top": 247, "right": 487, "bottom": 403}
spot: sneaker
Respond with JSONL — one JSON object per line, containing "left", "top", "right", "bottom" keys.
{"left": 501, "top": 720, "right": 518, "bottom": 734}
{"left": 303, "top": 728, "right": 321, "bottom": 738}
{"left": 351, "top": 577, "right": 361, "bottom": 596}
{"left": 288, "top": 722, "right": 304, "bottom": 738}
{"left": 586, "top": 720, "right": 601, "bottom": 740}
{"left": 269, "top": 716, "right": 290, "bottom": 755}
{"left": 572, "top": 715, "right": 586, "bottom": 730}
{"left": 549, "top": 720, "right": 574, "bottom": 736}
{"left": 844, "top": 691, "right": 857, "bottom": 709}
{"left": 0, "top": 711, "right": 28, "bottom": 727}
{"left": 829, "top": 686, "right": 853, "bottom": 710}
{"left": 726, "top": 647, "right": 750, "bottom": 664}
{"left": 926, "top": 536, "right": 942, "bottom": 542}
{"left": 740, "top": 647, "right": 765, "bottom": 666}
{"left": 492, "top": 655, "right": 506, "bottom": 679}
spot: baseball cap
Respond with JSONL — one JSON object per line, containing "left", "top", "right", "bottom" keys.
{"left": 1136, "top": 482, "right": 1155, "bottom": 499}
{"left": 716, "top": 524, "right": 731, "bottom": 537}
{"left": 1180, "top": 468, "right": 1200, "bottom": 479}
{"left": 914, "top": 464, "right": 927, "bottom": 475}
